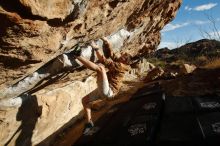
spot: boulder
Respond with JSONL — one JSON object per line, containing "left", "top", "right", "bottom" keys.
{"left": 0, "top": 75, "right": 97, "bottom": 146}
{"left": 179, "top": 64, "right": 197, "bottom": 75}
{"left": 0, "top": 0, "right": 182, "bottom": 145}
{"left": 19, "top": 0, "right": 82, "bottom": 20}
{"left": 163, "top": 64, "right": 179, "bottom": 79}
{"left": 163, "top": 63, "right": 197, "bottom": 79}
{"left": 129, "top": 58, "right": 155, "bottom": 78}
{"left": 144, "top": 67, "right": 164, "bottom": 82}
{"left": 0, "top": 0, "right": 182, "bottom": 89}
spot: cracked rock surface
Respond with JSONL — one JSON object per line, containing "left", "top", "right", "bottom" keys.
{"left": 0, "top": 0, "right": 182, "bottom": 145}
{"left": 0, "top": 0, "right": 182, "bottom": 89}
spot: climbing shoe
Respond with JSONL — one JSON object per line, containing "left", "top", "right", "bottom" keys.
{"left": 83, "top": 121, "right": 94, "bottom": 135}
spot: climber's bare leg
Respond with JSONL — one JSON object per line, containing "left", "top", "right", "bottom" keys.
{"left": 78, "top": 56, "right": 109, "bottom": 123}
{"left": 82, "top": 95, "right": 92, "bottom": 123}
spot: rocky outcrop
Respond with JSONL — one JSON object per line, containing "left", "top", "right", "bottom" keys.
{"left": 179, "top": 63, "right": 196, "bottom": 75}
{"left": 0, "top": 0, "right": 182, "bottom": 145}
{"left": 19, "top": 0, "right": 85, "bottom": 20}
{"left": 129, "top": 58, "right": 155, "bottom": 78}
{"left": 0, "top": 0, "right": 182, "bottom": 89}
{"left": 1, "top": 73, "right": 97, "bottom": 146}
{"left": 144, "top": 67, "right": 164, "bottom": 82}
{"left": 162, "top": 68, "right": 220, "bottom": 97}
{"left": 162, "top": 63, "right": 196, "bottom": 79}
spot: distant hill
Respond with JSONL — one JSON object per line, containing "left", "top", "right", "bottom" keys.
{"left": 148, "top": 39, "right": 220, "bottom": 67}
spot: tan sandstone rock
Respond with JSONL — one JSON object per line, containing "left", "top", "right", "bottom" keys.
{"left": 0, "top": 75, "right": 97, "bottom": 146}
{"left": 0, "top": 0, "right": 182, "bottom": 145}
{"left": 0, "top": 0, "right": 182, "bottom": 89}
{"left": 144, "top": 67, "right": 164, "bottom": 82}
{"left": 163, "top": 63, "right": 197, "bottom": 79}
{"left": 127, "top": 58, "right": 155, "bottom": 79}
{"left": 20, "top": 0, "right": 78, "bottom": 20}
{"left": 179, "top": 63, "right": 197, "bottom": 75}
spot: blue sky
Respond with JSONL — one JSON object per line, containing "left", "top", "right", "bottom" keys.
{"left": 159, "top": 0, "right": 220, "bottom": 49}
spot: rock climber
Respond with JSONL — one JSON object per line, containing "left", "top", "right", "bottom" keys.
{"left": 70, "top": 38, "right": 132, "bottom": 134}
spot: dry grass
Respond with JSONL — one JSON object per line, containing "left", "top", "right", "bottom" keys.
{"left": 204, "top": 58, "right": 220, "bottom": 69}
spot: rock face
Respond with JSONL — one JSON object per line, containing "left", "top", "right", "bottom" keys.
{"left": 0, "top": 0, "right": 182, "bottom": 89}
{"left": 19, "top": 0, "right": 82, "bottom": 20}
{"left": 1, "top": 72, "right": 97, "bottom": 146}
{"left": 0, "top": 0, "right": 182, "bottom": 145}
{"left": 129, "top": 58, "right": 155, "bottom": 78}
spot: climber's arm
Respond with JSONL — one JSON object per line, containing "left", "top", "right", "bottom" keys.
{"left": 101, "top": 37, "right": 118, "bottom": 60}
{"left": 91, "top": 41, "right": 106, "bottom": 63}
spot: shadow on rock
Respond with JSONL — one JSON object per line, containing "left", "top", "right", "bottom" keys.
{"left": 5, "top": 95, "right": 42, "bottom": 146}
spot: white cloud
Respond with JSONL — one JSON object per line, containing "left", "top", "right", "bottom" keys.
{"left": 162, "top": 20, "right": 211, "bottom": 33}
{"left": 185, "top": 6, "right": 192, "bottom": 11}
{"left": 193, "top": 20, "right": 210, "bottom": 25}
{"left": 185, "top": 3, "right": 218, "bottom": 11}
{"left": 162, "top": 22, "right": 190, "bottom": 32}
{"left": 194, "top": 3, "right": 218, "bottom": 11}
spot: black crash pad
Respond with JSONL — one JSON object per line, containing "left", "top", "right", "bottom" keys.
{"left": 74, "top": 91, "right": 164, "bottom": 146}
{"left": 197, "top": 112, "right": 220, "bottom": 145}
{"left": 74, "top": 85, "right": 220, "bottom": 146}
{"left": 157, "top": 114, "right": 203, "bottom": 146}
{"left": 118, "top": 114, "right": 160, "bottom": 146}
{"left": 164, "top": 96, "right": 194, "bottom": 115}
{"left": 192, "top": 96, "right": 220, "bottom": 113}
